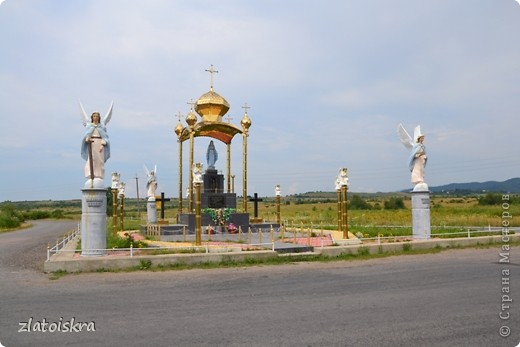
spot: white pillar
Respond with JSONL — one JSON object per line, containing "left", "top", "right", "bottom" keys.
{"left": 411, "top": 190, "right": 431, "bottom": 240}
{"left": 147, "top": 199, "right": 157, "bottom": 224}
{"left": 81, "top": 188, "right": 107, "bottom": 256}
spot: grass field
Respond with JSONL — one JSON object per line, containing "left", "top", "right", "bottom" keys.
{"left": 4, "top": 194, "right": 517, "bottom": 239}
{"left": 108, "top": 195, "right": 518, "bottom": 239}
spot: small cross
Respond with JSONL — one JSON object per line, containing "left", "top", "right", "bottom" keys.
{"left": 175, "top": 111, "right": 183, "bottom": 123}
{"left": 249, "top": 193, "right": 263, "bottom": 218}
{"left": 242, "top": 103, "right": 251, "bottom": 114}
{"left": 155, "top": 192, "right": 171, "bottom": 220}
{"left": 205, "top": 64, "right": 219, "bottom": 90}
{"left": 186, "top": 99, "right": 196, "bottom": 110}
{"left": 225, "top": 115, "right": 233, "bottom": 123}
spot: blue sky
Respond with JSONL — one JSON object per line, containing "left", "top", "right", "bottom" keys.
{"left": 1, "top": 0, "right": 519, "bottom": 202}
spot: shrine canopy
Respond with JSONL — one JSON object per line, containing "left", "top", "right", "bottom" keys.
{"left": 178, "top": 66, "right": 244, "bottom": 145}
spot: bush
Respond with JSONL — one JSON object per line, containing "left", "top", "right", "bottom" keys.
{"left": 0, "top": 202, "right": 23, "bottom": 229}
{"left": 349, "top": 195, "right": 372, "bottom": 210}
{"left": 384, "top": 197, "right": 405, "bottom": 210}
{"left": 478, "top": 193, "right": 502, "bottom": 206}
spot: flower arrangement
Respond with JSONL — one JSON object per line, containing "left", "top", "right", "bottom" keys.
{"left": 202, "top": 208, "right": 235, "bottom": 226}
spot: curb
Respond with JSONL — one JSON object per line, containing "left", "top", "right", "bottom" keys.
{"left": 44, "top": 233, "right": 518, "bottom": 273}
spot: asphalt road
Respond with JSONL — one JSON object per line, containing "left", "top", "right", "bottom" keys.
{"left": 0, "top": 220, "right": 519, "bottom": 347}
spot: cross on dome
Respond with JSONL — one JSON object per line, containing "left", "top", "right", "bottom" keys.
{"left": 205, "top": 64, "right": 219, "bottom": 91}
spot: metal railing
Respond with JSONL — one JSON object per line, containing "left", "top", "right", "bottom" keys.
{"left": 46, "top": 223, "right": 80, "bottom": 261}
{"left": 47, "top": 239, "right": 275, "bottom": 260}
{"left": 357, "top": 227, "right": 518, "bottom": 244}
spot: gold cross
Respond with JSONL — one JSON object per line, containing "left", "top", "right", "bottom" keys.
{"left": 175, "top": 111, "right": 183, "bottom": 122}
{"left": 242, "top": 103, "right": 251, "bottom": 114}
{"left": 225, "top": 115, "right": 233, "bottom": 123}
{"left": 186, "top": 99, "right": 196, "bottom": 110}
{"left": 205, "top": 64, "right": 219, "bottom": 90}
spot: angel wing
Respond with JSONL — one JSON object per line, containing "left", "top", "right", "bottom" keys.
{"left": 143, "top": 164, "right": 150, "bottom": 177}
{"left": 103, "top": 101, "right": 114, "bottom": 126}
{"left": 397, "top": 123, "right": 413, "bottom": 150}
{"left": 154, "top": 165, "right": 157, "bottom": 176}
{"left": 79, "top": 100, "right": 89, "bottom": 127}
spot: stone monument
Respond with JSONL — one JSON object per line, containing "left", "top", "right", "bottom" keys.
{"left": 144, "top": 164, "right": 158, "bottom": 224}
{"left": 79, "top": 101, "right": 113, "bottom": 256}
{"left": 397, "top": 123, "right": 431, "bottom": 239}
{"left": 201, "top": 141, "right": 237, "bottom": 209}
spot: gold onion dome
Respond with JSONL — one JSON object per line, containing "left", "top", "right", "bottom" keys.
{"left": 174, "top": 121, "right": 183, "bottom": 136}
{"left": 185, "top": 109, "right": 198, "bottom": 127}
{"left": 241, "top": 112, "right": 252, "bottom": 131}
{"left": 195, "top": 88, "right": 230, "bottom": 122}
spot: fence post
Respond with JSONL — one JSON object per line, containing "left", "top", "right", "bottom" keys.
{"left": 467, "top": 228, "right": 471, "bottom": 239}
{"left": 47, "top": 243, "right": 50, "bottom": 261}
{"left": 130, "top": 243, "right": 133, "bottom": 257}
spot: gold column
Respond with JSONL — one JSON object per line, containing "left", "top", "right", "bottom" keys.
{"left": 336, "top": 187, "right": 342, "bottom": 233}
{"left": 342, "top": 185, "right": 348, "bottom": 239}
{"left": 338, "top": 168, "right": 349, "bottom": 239}
{"left": 186, "top": 110, "right": 197, "bottom": 212}
{"left": 241, "top": 107, "right": 251, "bottom": 212}
{"left": 227, "top": 143, "right": 231, "bottom": 193}
{"left": 193, "top": 163, "right": 203, "bottom": 246}
{"left": 111, "top": 188, "right": 118, "bottom": 236}
{"left": 175, "top": 121, "right": 184, "bottom": 216}
{"left": 242, "top": 133, "right": 247, "bottom": 211}
{"left": 195, "top": 181, "right": 201, "bottom": 245}
{"left": 275, "top": 185, "right": 281, "bottom": 225}
{"left": 188, "top": 132, "right": 194, "bottom": 212}
{"left": 119, "top": 193, "right": 124, "bottom": 232}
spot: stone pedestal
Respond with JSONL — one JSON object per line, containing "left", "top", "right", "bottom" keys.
{"left": 411, "top": 190, "right": 431, "bottom": 240}
{"left": 147, "top": 199, "right": 157, "bottom": 224}
{"left": 81, "top": 188, "right": 107, "bottom": 256}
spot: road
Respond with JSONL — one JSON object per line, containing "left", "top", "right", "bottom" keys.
{"left": 0, "top": 220, "right": 519, "bottom": 347}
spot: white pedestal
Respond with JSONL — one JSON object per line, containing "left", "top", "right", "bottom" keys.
{"left": 411, "top": 190, "right": 431, "bottom": 240}
{"left": 147, "top": 200, "right": 157, "bottom": 224}
{"left": 81, "top": 188, "right": 107, "bottom": 256}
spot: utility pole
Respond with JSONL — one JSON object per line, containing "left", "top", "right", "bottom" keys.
{"left": 135, "top": 174, "right": 140, "bottom": 220}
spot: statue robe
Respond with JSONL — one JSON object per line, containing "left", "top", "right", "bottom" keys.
{"left": 81, "top": 123, "right": 110, "bottom": 179}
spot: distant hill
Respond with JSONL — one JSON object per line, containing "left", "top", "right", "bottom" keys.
{"left": 428, "top": 178, "right": 520, "bottom": 194}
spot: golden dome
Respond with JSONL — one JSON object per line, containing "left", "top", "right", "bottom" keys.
{"left": 174, "top": 122, "right": 183, "bottom": 137}
{"left": 195, "top": 89, "right": 230, "bottom": 122}
{"left": 185, "top": 109, "right": 198, "bottom": 127}
{"left": 241, "top": 112, "right": 252, "bottom": 131}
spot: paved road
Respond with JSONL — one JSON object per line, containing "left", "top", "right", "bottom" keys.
{"left": 0, "top": 221, "right": 519, "bottom": 347}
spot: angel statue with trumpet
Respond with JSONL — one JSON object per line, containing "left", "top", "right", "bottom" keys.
{"left": 80, "top": 101, "right": 113, "bottom": 183}
{"left": 397, "top": 123, "right": 428, "bottom": 191}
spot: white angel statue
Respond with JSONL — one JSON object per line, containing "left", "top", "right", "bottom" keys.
{"left": 397, "top": 124, "right": 428, "bottom": 190}
{"left": 80, "top": 101, "right": 113, "bottom": 181}
{"left": 118, "top": 182, "right": 126, "bottom": 198}
{"left": 144, "top": 164, "right": 158, "bottom": 200}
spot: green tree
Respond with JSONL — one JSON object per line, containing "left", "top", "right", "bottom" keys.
{"left": 349, "top": 195, "right": 371, "bottom": 210}
{"left": 384, "top": 197, "right": 405, "bottom": 210}
{"left": 478, "top": 193, "right": 502, "bottom": 206}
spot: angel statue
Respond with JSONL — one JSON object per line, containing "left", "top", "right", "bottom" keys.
{"left": 80, "top": 101, "right": 113, "bottom": 183}
{"left": 397, "top": 123, "right": 428, "bottom": 191}
{"left": 144, "top": 164, "right": 158, "bottom": 201}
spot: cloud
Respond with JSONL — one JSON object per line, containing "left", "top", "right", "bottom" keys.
{"left": 1, "top": 0, "right": 520, "bottom": 201}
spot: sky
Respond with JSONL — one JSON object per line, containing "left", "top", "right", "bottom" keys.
{"left": 1, "top": 0, "right": 520, "bottom": 202}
